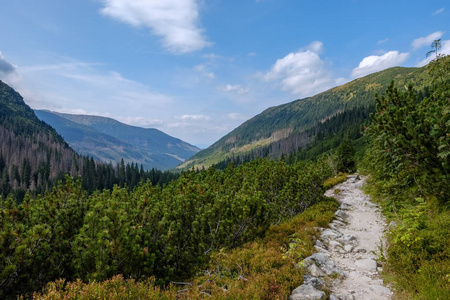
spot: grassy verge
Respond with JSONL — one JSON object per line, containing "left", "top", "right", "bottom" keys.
{"left": 323, "top": 172, "right": 349, "bottom": 190}
{"left": 31, "top": 197, "right": 340, "bottom": 299}
{"left": 364, "top": 180, "right": 450, "bottom": 300}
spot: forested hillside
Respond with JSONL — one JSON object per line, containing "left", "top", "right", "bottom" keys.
{"left": 0, "top": 80, "right": 81, "bottom": 198}
{"left": 180, "top": 66, "right": 429, "bottom": 169}
{"left": 0, "top": 81, "right": 178, "bottom": 199}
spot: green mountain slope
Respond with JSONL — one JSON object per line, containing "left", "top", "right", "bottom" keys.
{"left": 35, "top": 110, "right": 200, "bottom": 170}
{"left": 179, "top": 66, "right": 429, "bottom": 169}
{"left": 0, "top": 80, "right": 82, "bottom": 197}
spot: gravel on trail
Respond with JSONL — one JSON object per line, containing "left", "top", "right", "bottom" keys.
{"left": 289, "top": 175, "right": 393, "bottom": 300}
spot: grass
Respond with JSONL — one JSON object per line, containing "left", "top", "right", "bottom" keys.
{"left": 364, "top": 180, "right": 450, "bottom": 300}
{"left": 323, "top": 172, "right": 349, "bottom": 190}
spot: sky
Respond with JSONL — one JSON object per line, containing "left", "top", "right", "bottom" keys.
{"left": 0, "top": 1, "right": 449, "bottom": 148}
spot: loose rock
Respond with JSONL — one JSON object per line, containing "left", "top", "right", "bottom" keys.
{"left": 289, "top": 283, "right": 325, "bottom": 300}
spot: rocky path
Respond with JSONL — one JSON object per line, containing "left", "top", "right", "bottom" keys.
{"left": 290, "top": 175, "right": 393, "bottom": 300}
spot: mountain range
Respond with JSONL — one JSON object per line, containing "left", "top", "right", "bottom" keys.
{"left": 1, "top": 65, "right": 430, "bottom": 181}
{"left": 34, "top": 110, "right": 200, "bottom": 171}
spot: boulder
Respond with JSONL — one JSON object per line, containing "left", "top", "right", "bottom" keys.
{"left": 340, "top": 203, "right": 351, "bottom": 210}
{"left": 304, "top": 253, "right": 344, "bottom": 276}
{"left": 368, "top": 284, "right": 392, "bottom": 295}
{"left": 335, "top": 210, "right": 349, "bottom": 220}
{"left": 321, "top": 229, "right": 342, "bottom": 242}
{"left": 289, "top": 283, "right": 326, "bottom": 300}
{"left": 328, "top": 240, "right": 344, "bottom": 251}
{"left": 308, "top": 263, "right": 326, "bottom": 277}
{"left": 337, "top": 233, "right": 357, "bottom": 246}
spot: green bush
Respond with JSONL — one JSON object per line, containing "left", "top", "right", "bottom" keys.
{"left": 362, "top": 53, "right": 450, "bottom": 299}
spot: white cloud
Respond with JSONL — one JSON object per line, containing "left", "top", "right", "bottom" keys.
{"left": 412, "top": 31, "right": 444, "bottom": 50}
{"left": 416, "top": 39, "right": 450, "bottom": 66}
{"left": 351, "top": 51, "right": 410, "bottom": 78}
{"left": 261, "top": 41, "right": 339, "bottom": 97}
{"left": 99, "top": 0, "right": 211, "bottom": 53}
{"left": 202, "top": 53, "right": 223, "bottom": 60}
{"left": 432, "top": 8, "right": 444, "bottom": 16}
{"left": 305, "top": 41, "right": 324, "bottom": 53}
{"left": 219, "top": 84, "right": 249, "bottom": 95}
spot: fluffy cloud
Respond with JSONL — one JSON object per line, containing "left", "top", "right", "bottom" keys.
{"left": 0, "top": 52, "right": 16, "bottom": 77}
{"left": 99, "top": 0, "right": 211, "bottom": 53}
{"left": 261, "top": 41, "right": 339, "bottom": 97}
{"left": 351, "top": 51, "right": 410, "bottom": 78}
{"left": 412, "top": 31, "right": 444, "bottom": 50}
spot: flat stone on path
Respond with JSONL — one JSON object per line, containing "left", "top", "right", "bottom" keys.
{"left": 355, "top": 258, "right": 378, "bottom": 272}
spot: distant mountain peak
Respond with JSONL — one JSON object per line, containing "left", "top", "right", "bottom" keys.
{"left": 34, "top": 110, "right": 200, "bottom": 170}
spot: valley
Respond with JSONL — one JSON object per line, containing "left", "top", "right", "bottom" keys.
{"left": 0, "top": 54, "right": 449, "bottom": 299}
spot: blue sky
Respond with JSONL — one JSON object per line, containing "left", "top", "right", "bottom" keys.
{"left": 0, "top": 0, "right": 448, "bottom": 148}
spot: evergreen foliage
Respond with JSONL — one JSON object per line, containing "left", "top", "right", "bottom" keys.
{"left": 364, "top": 59, "right": 449, "bottom": 204}
{"left": 336, "top": 134, "right": 356, "bottom": 173}
{"left": 31, "top": 198, "right": 339, "bottom": 300}
{"left": 362, "top": 53, "right": 450, "bottom": 299}
{"left": 0, "top": 158, "right": 334, "bottom": 299}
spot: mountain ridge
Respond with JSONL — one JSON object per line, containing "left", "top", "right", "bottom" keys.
{"left": 178, "top": 66, "right": 429, "bottom": 169}
{"left": 35, "top": 110, "right": 200, "bottom": 170}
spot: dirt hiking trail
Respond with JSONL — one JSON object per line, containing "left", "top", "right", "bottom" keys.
{"left": 290, "top": 175, "right": 393, "bottom": 300}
